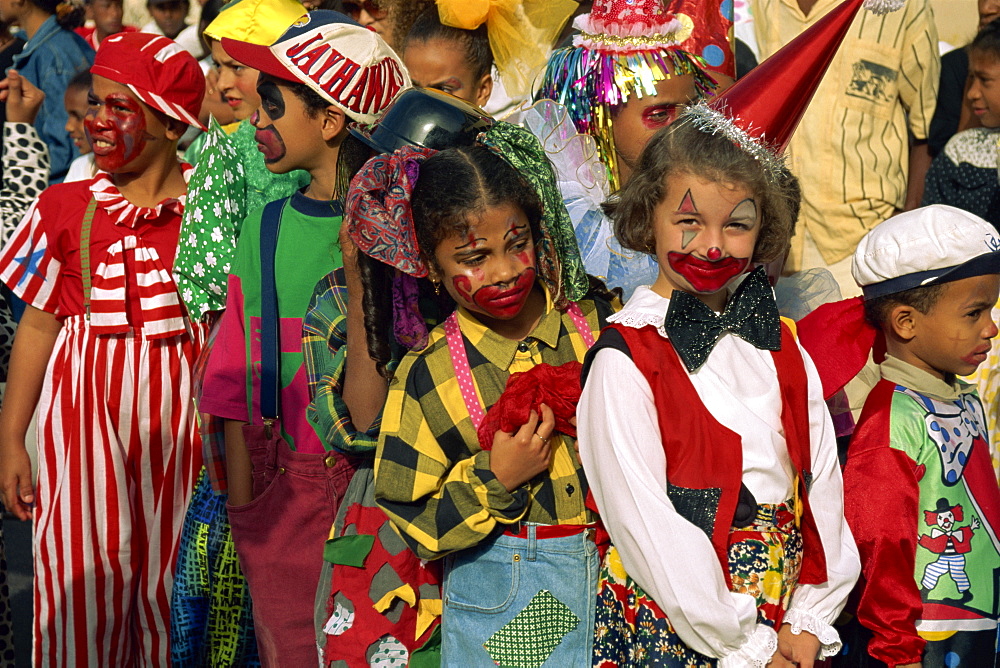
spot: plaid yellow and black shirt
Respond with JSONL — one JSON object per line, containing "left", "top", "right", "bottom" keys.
{"left": 375, "top": 290, "right": 615, "bottom": 561}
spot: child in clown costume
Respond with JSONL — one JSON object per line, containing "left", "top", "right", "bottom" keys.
{"left": 0, "top": 33, "right": 207, "bottom": 665}
{"left": 536, "top": 0, "right": 735, "bottom": 299}
{"left": 799, "top": 205, "right": 1000, "bottom": 666}
{"left": 198, "top": 11, "right": 409, "bottom": 666}
{"left": 576, "top": 1, "right": 906, "bottom": 665}
{"left": 305, "top": 88, "right": 495, "bottom": 666}
{"left": 167, "top": 0, "right": 309, "bottom": 663}
{"left": 369, "top": 128, "right": 612, "bottom": 665}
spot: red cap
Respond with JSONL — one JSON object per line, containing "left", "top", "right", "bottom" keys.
{"left": 91, "top": 32, "right": 206, "bottom": 131}
{"left": 222, "top": 11, "right": 407, "bottom": 125}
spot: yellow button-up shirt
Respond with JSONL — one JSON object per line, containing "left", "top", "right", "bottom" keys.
{"left": 752, "top": 0, "right": 940, "bottom": 267}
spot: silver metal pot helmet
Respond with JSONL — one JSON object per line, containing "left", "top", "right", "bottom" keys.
{"left": 349, "top": 87, "right": 494, "bottom": 153}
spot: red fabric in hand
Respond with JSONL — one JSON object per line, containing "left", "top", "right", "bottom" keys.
{"left": 477, "top": 362, "right": 582, "bottom": 450}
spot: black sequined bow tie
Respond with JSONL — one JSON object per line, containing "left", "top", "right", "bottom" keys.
{"left": 662, "top": 266, "right": 781, "bottom": 372}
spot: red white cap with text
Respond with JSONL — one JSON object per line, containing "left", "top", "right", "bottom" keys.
{"left": 222, "top": 10, "right": 409, "bottom": 125}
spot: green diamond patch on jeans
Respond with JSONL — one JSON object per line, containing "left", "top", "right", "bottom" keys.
{"left": 483, "top": 589, "right": 581, "bottom": 667}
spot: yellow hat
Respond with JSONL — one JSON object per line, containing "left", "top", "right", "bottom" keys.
{"left": 204, "top": 0, "right": 308, "bottom": 45}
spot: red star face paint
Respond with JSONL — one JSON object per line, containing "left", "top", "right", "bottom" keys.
{"left": 84, "top": 90, "right": 150, "bottom": 172}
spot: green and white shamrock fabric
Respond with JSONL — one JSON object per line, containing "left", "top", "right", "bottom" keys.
{"left": 173, "top": 118, "right": 310, "bottom": 319}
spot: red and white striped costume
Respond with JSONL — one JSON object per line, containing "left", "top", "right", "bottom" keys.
{"left": 0, "top": 168, "right": 205, "bottom": 666}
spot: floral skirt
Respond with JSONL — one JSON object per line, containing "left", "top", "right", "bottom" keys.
{"left": 593, "top": 501, "right": 803, "bottom": 667}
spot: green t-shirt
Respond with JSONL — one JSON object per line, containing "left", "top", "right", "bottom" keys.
{"left": 200, "top": 191, "right": 343, "bottom": 453}
{"left": 174, "top": 119, "right": 310, "bottom": 320}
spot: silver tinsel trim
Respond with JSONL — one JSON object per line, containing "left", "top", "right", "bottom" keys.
{"left": 681, "top": 102, "right": 787, "bottom": 181}
{"left": 862, "top": 0, "right": 906, "bottom": 15}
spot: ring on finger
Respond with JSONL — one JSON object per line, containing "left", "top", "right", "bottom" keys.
{"left": 533, "top": 432, "right": 550, "bottom": 444}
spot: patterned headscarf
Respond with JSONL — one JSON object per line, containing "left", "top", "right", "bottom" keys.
{"left": 346, "top": 122, "right": 590, "bottom": 345}
{"left": 479, "top": 122, "right": 589, "bottom": 308}
{"left": 347, "top": 145, "right": 437, "bottom": 278}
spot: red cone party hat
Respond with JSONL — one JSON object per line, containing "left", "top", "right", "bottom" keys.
{"left": 685, "top": 0, "right": 905, "bottom": 174}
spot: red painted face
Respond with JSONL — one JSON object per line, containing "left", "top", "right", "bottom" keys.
{"left": 650, "top": 173, "right": 760, "bottom": 308}
{"left": 434, "top": 202, "right": 540, "bottom": 323}
{"left": 84, "top": 89, "right": 149, "bottom": 172}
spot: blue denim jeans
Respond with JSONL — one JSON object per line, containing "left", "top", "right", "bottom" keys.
{"left": 441, "top": 525, "right": 599, "bottom": 667}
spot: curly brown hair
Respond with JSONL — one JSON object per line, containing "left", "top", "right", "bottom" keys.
{"left": 380, "top": 0, "right": 434, "bottom": 50}
{"left": 605, "top": 117, "right": 801, "bottom": 265}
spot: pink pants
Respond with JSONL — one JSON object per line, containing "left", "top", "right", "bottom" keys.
{"left": 227, "top": 424, "right": 354, "bottom": 667}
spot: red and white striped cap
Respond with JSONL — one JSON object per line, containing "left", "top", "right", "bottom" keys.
{"left": 91, "top": 32, "right": 207, "bottom": 131}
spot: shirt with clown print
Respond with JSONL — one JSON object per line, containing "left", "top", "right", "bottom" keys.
{"left": 843, "top": 354, "right": 1000, "bottom": 666}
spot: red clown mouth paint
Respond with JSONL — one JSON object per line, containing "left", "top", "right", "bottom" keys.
{"left": 454, "top": 267, "right": 537, "bottom": 319}
{"left": 667, "top": 251, "right": 749, "bottom": 293}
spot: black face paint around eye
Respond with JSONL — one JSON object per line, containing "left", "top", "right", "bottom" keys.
{"left": 256, "top": 80, "right": 287, "bottom": 121}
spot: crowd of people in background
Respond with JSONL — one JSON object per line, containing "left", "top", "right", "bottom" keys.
{"left": 0, "top": 0, "right": 999, "bottom": 666}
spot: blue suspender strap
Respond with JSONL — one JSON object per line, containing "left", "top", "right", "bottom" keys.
{"left": 259, "top": 199, "right": 285, "bottom": 434}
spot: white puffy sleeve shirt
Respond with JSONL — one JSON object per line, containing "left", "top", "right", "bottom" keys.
{"left": 578, "top": 286, "right": 860, "bottom": 666}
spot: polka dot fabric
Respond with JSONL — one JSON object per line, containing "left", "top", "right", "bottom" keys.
{"left": 676, "top": 0, "right": 735, "bottom": 77}
{"left": 444, "top": 315, "right": 487, "bottom": 430}
{"left": 2, "top": 122, "right": 50, "bottom": 247}
{"left": 0, "top": 122, "right": 50, "bottom": 382}
{"left": 922, "top": 128, "right": 1000, "bottom": 228}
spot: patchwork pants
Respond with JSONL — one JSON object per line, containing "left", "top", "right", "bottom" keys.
{"left": 33, "top": 316, "right": 206, "bottom": 666}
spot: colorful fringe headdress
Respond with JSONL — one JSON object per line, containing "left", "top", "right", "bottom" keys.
{"left": 347, "top": 121, "right": 591, "bottom": 349}
{"left": 436, "top": 0, "right": 577, "bottom": 102}
{"left": 537, "top": 0, "right": 735, "bottom": 191}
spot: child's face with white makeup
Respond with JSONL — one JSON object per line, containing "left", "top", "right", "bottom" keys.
{"left": 431, "top": 201, "right": 542, "bottom": 329}
{"left": 650, "top": 171, "right": 760, "bottom": 308}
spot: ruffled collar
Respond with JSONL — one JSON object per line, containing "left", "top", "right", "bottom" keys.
{"left": 89, "top": 164, "right": 194, "bottom": 228}
{"left": 607, "top": 285, "right": 672, "bottom": 338}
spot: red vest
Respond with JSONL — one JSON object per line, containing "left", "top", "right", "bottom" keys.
{"left": 609, "top": 322, "right": 829, "bottom": 586}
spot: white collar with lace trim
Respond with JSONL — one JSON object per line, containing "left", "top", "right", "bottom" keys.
{"left": 89, "top": 163, "right": 195, "bottom": 228}
{"left": 607, "top": 285, "right": 673, "bottom": 338}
